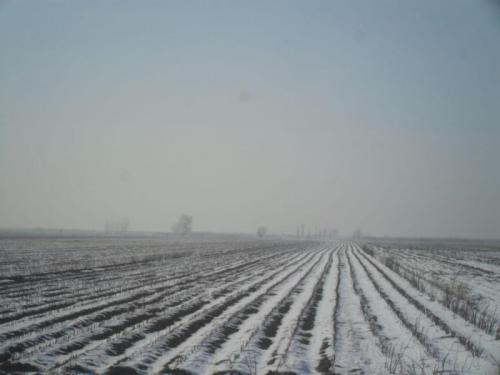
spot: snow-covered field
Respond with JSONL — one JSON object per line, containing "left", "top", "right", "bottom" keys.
{"left": 0, "top": 236, "right": 499, "bottom": 374}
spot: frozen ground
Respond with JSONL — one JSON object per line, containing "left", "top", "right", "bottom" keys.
{"left": 0, "top": 236, "right": 499, "bottom": 374}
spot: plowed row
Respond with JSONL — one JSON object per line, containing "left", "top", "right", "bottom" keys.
{"left": 0, "top": 237, "right": 498, "bottom": 374}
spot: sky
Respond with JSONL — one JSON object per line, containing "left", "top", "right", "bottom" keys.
{"left": 1, "top": 0, "right": 499, "bottom": 238}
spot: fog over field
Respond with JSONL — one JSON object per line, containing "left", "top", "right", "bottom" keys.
{"left": 1, "top": 2, "right": 500, "bottom": 237}
{"left": 2, "top": 2, "right": 500, "bottom": 374}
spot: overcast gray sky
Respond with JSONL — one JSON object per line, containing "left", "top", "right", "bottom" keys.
{"left": 1, "top": 1, "right": 499, "bottom": 238}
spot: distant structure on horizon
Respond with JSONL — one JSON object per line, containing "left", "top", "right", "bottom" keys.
{"left": 105, "top": 218, "right": 129, "bottom": 234}
{"left": 296, "top": 225, "right": 338, "bottom": 240}
{"left": 353, "top": 228, "right": 363, "bottom": 239}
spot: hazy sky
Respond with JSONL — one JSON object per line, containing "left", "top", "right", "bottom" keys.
{"left": 1, "top": 1, "right": 500, "bottom": 238}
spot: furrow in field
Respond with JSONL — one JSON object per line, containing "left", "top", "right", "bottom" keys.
{"left": 70, "top": 247, "right": 320, "bottom": 374}
{"left": 130, "top": 247, "right": 326, "bottom": 375}
{"left": 35, "top": 250, "right": 299, "bottom": 368}
{"left": 332, "top": 246, "right": 385, "bottom": 375}
{"left": 198, "top": 248, "right": 328, "bottom": 375}
{"left": 0, "top": 250, "right": 299, "bottom": 371}
{"left": 347, "top": 244, "right": 439, "bottom": 373}
{"left": 0, "top": 266, "right": 201, "bottom": 332}
{"left": 4, "top": 251, "right": 299, "bottom": 371}
{"left": 10, "top": 258, "right": 269, "bottom": 365}
{"left": 0, "top": 251, "right": 269, "bottom": 338}
{"left": 311, "top": 244, "right": 340, "bottom": 375}
{"left": 366, "top": 246, "right": 500, "bottom": 336}
{"left": 354, "top": 245, "right": 499, "bottom": 374}
{"left": 264, "top": 247, "right": 337, "bottom": 374}
{"left": 0, "top": 245, "right": 294, "bottom": 325}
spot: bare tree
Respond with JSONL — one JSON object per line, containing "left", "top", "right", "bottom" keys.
{"left": 257, "top": 226, "right": 267, "bottom": 238}
{"left": 172, "top": 214, "right": 193, "bottom": 235}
